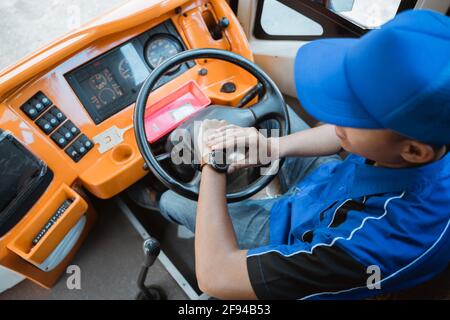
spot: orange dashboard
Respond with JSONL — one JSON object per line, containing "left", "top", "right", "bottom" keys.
{"left": 0, "top": 0, "right": 255, "bottom": 288}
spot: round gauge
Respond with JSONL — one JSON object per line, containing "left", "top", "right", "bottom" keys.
{"left": 89, "top": 73, "right": 108, "bottom": 91}
{"left": 145, "top": 35, "right": 183, "bottom": 73}
{"left": 118, "top": 58, "right": 134, "bottom": 81}
{"left": 98, "top": 88, "right": 117, "bottom": 105}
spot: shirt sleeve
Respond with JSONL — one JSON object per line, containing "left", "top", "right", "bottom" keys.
{"left": 247, "top": 244, "right": 369, "bottom": 300}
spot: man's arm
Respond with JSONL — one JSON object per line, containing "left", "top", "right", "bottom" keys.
{"left": 208, "top": 124, "right": 342, "bottom": 167}
{"left": 194, "top": 164, "right": 375, "bottom": 300}
{"left": 195, "top": 165, "right": 257, "bottom": 299}
{"left": 276, "top": 124, "right": 342, "bottom": 158}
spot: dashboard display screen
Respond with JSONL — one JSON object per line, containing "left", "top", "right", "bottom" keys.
{"left": 65, "top": 20, "right": 192, "bottom": 124}
{"left": 82, "top": 68, "right": 124, "bottom": 109}
{"left": 66, "top": 41, "right": 151, "bottom": 124}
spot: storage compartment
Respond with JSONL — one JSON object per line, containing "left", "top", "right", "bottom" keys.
{"left": 0, "top": 130, "right": 53, "bottom": 237}
{"left": 8, "top": 184, "right": 88, "bottom": 267}
{"left": 144, "top": 80, "right": 211, "bottom": 143}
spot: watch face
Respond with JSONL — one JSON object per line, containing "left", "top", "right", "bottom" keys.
{"left": 211, "top": 150, "right": 229, "bottom": 172}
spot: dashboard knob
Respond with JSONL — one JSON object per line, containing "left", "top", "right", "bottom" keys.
{"left": 219, "top": 17, "right": 230, "bottom": 29}
{"left": 212, "top": 17, "right": 230, "bottom": 40}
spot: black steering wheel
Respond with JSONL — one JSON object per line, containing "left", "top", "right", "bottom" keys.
{"left": 134, "top": 49, "right": 290, "bottom": 202}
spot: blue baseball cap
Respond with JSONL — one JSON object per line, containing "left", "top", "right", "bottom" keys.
{"left": 295, "top": 10, "right": 450, "bottom": 146}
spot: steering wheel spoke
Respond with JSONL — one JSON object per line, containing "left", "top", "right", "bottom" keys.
{"left": 236, "top": 82, "right": 264, "bottom": 109}
{"left": 249, "top": 91, "right": 286, "bottom": 125}
{"left": 155, "top": 152, "right": 171, "bottom": 162}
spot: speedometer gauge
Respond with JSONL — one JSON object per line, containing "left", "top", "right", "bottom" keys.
{"left": 145, "top": 35, "right": 183, "bottom": 74}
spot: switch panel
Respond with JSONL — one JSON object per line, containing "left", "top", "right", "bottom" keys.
{"left": 20, "top": 92, "right": 52, "bottom": 120}
{"left": 20, "top": 92, "right": 92, "bottom": 162}
{"left": 65, "top": 134, "right": 94, "bottom": 162}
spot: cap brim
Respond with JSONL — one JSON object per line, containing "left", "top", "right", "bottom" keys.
{"left": 295, "top": 38, "right": 382, "bottom": 129}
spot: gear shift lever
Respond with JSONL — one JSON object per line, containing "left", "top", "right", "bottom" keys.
{"left": 136, "top": 237, "right": 166, "bottom": 300}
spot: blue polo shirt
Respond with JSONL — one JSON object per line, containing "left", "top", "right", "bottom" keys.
{"left": 247, "top": 153, "right": 450, "bottom": 299}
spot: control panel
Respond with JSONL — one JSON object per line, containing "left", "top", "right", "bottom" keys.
{"left": 20, "top": 92, "right": 53, "bottom": 120}
{"left": 20, "top": 92, "right": 94, "bottom": 162}
{"left": 65, "top": 20, "right": 193, "bottom": 124}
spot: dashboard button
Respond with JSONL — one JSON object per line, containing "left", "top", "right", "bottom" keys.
{"left": 63, "top": 120, "right": 80, "bottom": 136}
{"left": 78, "top": 134, "right": 94, "bottom": 151}
{"left": 83, "top": 139, "right": 93, "bottom": 150}
{"left": 50, "top": 106, "right": 66, "bottom": 122}
{"left": 37, "top": 92, "right": 52, "bottom": 107}
{"left": 36, "top": 118, "right": 54, "bottom": 134}
{"left": 31, "top": 98, "right": 45, "bottom": 112}
{"left": 21, "top": 103, "right": 39, "bottom": 120}
{"left": 58, "top": 126, "right": 74, "bottom": 141}
{"left": 66, "top": 134, "right": 93, "bottom": 162}
{"left": 43, "top": 113, "right": 60, "bottom": 127}
{"left": 73, "top": 141, "right": 86, "bottom": 154}
{"left": 221, "top": 82, "right": 237, "bottom": 93}
{"left": 65, "top": 146, "right": 81, "bottom": 162}
{"left": 51, "top": 132, "right": 68, "bottom": 148}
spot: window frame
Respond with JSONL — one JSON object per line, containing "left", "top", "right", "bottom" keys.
{"left": 228, "top": 0, "right": 239, "bottom": 14}
{"left": 254, "top": 0, "right": 418, "bottom": 40}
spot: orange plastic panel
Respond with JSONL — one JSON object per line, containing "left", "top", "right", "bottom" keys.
{"left": 8, "top": 185, "right": 88, "bottom": 265}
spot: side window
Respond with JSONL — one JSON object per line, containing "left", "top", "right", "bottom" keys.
{"left": 321, "top": 0, "right": 403, "bottom": 29}
{"left": 254, "top": 0, "right": 417, "bottom": 40}
{"left": 260, "top": 0, "right": 324, "bottom": 36}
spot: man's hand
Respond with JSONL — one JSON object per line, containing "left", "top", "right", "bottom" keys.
{"left": 197, "top": 119, "right": 229, "bottom": 167}
{"left": 207, "top": 124, "right": 280, "bottom": 174}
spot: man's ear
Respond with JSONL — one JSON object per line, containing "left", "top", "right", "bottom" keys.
{"left": 400, "top": 140, "right": 436, "bottom": 164}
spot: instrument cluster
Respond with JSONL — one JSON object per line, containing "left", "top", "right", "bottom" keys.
{"left": 65, "top": 20, "right": 193, "bottom": 124}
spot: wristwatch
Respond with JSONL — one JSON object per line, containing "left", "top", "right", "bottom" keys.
{"left": 201, "top": 149, "right": 229, "bottom": 173}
